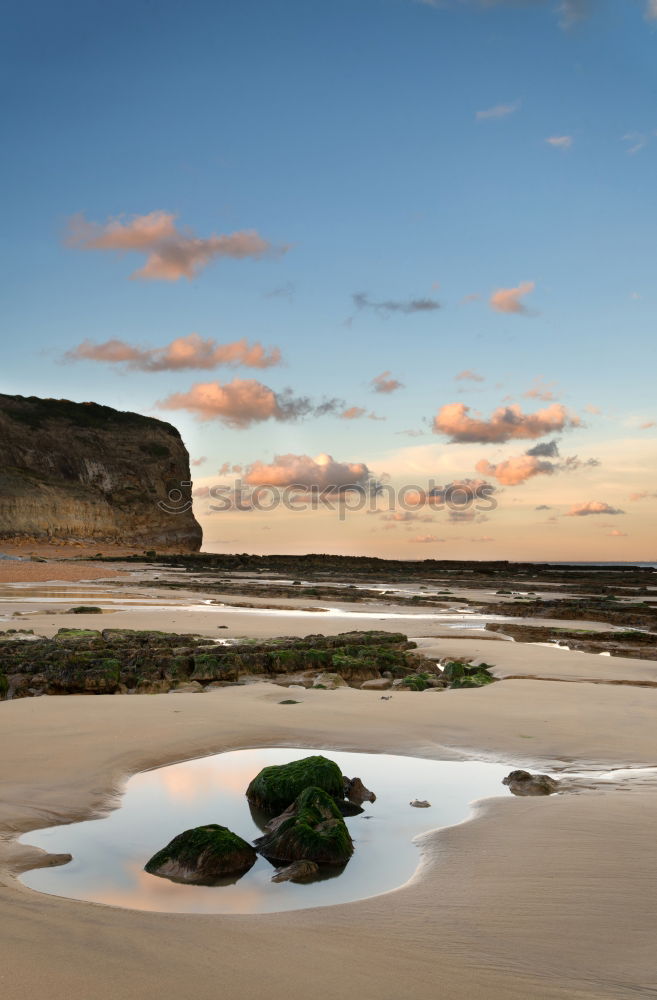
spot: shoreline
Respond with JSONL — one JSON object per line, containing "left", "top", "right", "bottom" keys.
{"left": 2, "top": 563, "right": 657, "bottom": 999}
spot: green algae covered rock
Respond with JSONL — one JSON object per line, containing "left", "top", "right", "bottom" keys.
{"left": 144, "top": 824, "right": 256, "bottom": 884}
{"left": 55, "top": 628, "right": 102, "bottom": 641}
{"left": 246, "top": 755, "right": 344, "bottom": 813}
{"left": 255, "top": 787, "right": 354, "bottom": 865}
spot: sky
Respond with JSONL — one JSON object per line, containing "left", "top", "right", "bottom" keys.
{"left": 2, "top": 0, "right": 656, "bottom": 560}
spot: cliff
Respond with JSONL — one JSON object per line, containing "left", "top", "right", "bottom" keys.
{"left": 0, "top": 394, "right": 202, "bottom": 551}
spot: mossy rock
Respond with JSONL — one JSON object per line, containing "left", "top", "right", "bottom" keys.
{"left": 451, "top": 671, "right": 494, "bottom": 688}
{"left": 246, "top": 755, "right": 344, "bottom": 813}
{"left": 55, "top": 628, "right": 102, "bottom": 640}
{"left": 144, "top": 824, "right": 256, "bottom": 884}
{"left": 255, "top": 786, "right": 354, "bottom": 865}
{"left": 66, "top": 606, "right": 103, "bottom": 614}
{"left": 401, "top": 673, "right": 431, "bottom": 691}
{"left": 190, "top": 652, "right": 238, "bottom": 682}
{"left": 0, "top": 672, "right": 7, "bottom": 698}
{"left": 442, "top": 660, "right": 468, "bottom": 681}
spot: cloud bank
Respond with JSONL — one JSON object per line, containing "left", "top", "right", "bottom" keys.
{"left": 566, "top": 501, "right": 625, "bottom": 517}
{"left": 476, "top": 454, "right": 556, "bottom": 486}
{"left": 489, "top": 281, "right": 535, "bottom": 314}
{"left": 243, "top": 453, "right": 371, "bottom": 491}
{"left": 66, "top": 211, "right": 287, "bottom": 281}
{"left": 158, "top": 379, "right": 342, "bottom": 428}
{"left": 433, "top": 402, "right": 580, "bottom": 443}
{"left": 65, "top": 334, "right": 282, "bottom": 371}
{"left": 371, "top": 371, "right": 404, "bottom": 394}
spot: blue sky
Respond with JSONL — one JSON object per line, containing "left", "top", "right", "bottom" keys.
{"left": 2, "top": 0, "right": 656, "bottom": 557}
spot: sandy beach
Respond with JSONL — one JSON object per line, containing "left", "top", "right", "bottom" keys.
{"left": 1, "top": 558, "right": 656, "bottom": 999}
{"left": 2, "top": 638, "right": 657, "bottom": 998}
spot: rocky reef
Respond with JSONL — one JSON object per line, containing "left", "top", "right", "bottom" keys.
{"left": 0, "top": 394, "right": 201, "bottom": 550}
{"left": 0, "top": 629, "right": 493, "bottom": 699}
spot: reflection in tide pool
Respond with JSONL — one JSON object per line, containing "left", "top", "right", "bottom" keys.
{"left": 20, "top": 748, "right": 511, "bottom": 914}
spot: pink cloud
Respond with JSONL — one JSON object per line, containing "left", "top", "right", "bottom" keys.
{"left": 191, "top": 456, "right": 207, "bottom": 467}
{"left": 476, "top": 454, "right": 556, "bottom": 486}
{"left": 66, "top": 211, "right": 287, "bottom": 281}
{"left": 455, "top": 370, "right": 484, "bottom": 382}
{"left": 566, "top": 501, "right": 625, "bottom": 517}
{"left": 340, "top": 406, "right": 386, "bottom": 421}
{"left": 489, "top": 281, "right": 535, "bottom": 315}
{"left": 218, "top": 462, "right": 243, "bottom": 477}
{"left": 629, "top": 491, "right": 657, "bottom": 501}
{"left": 380, "top": 511, "right": 435, "bottom": 523}
{"left": 158, "top": 379, "right": 340, "bottom": 428}
{"left": 639, "top": 420, "right": 656, "bottom": 429}
{"left": 65, "top": 333, "right": 282, "bottom": 371}
{"left": 371, "top": 370, "right": 404, "bottom": 394}
{"left": 243, "top": 453, "right": 370, "bottom": 491}
{"left": 433, "top": 402, "right": 580, "bottom": 443}
{"left": 523, "top": 377, "right": 557, "bottom": 401}
{"left": 409, "top": 535, "right": 445, "bottom": 543}
{"left": 608, "top": 529, "right": 628, "bottom": 537}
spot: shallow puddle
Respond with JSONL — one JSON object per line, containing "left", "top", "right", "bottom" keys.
{"left": 20, "top": 748, "right": 512, "bottom": 914}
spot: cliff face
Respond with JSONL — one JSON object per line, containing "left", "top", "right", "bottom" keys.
{"left": 0, "top": 395, "right": 202, "bottom": 551}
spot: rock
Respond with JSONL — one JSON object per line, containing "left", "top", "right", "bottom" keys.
{"left": 255, "top": 787, "right": 354, "bottom": 865}
{"left": 360, "top": 678, "right": 392, "bottom": 690}
{"left": 343, "top": 776, "right": 376, "bottom": 804}
{"left": 410, "top": 799, "right": 431, "bottom": 808}
{"left": 246, "top": 755, "right": 344, "bottom": 813}
{"left": 66, "top": 606, "right": 103, "bottom": 614}
{"left": 0, "top": 393, "right": 201, "bottom": 551}
{"left": 169, "top": 681, "right": 204, "bottom": 694}
{"left": 271, "top": 860, "right": 319, "bottom": 882}
{"left": 145, "top": 824, "right": 256, "bottom": 884}
{"left": 42, "top": 852, "right": 73, "bottom": 867}
{"left": 190, "top": 652, "right": 238, "bottom": 683}
{"left": 312, "top": 672, "right": 347, "bottom": 689}
{"left": 502, "top": 770, "right": 559, "bottom": 796}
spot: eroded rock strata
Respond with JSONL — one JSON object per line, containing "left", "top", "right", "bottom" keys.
{"left": 0, "top": 394, "right": 201, "bottom": 550}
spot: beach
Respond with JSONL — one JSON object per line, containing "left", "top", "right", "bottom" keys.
{"left": 2, "top": 681, "right": 657, "bottom": 999}
{"left": 1, "top": 560, "right": 657, "bottom": 999}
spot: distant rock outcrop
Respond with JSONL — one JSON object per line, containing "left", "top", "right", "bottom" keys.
{"left": 0, "top": 394, "right": 201, "bottom": 550}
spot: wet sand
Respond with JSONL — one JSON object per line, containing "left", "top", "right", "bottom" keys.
{"left": 1, "top": 569, "right": 657, "bottom": 998}
{"left": 2, "top": 682, "right": 657, "bottom": 1000}
{"left": 0, "top": 560, "right": 130, "bottom": 584}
